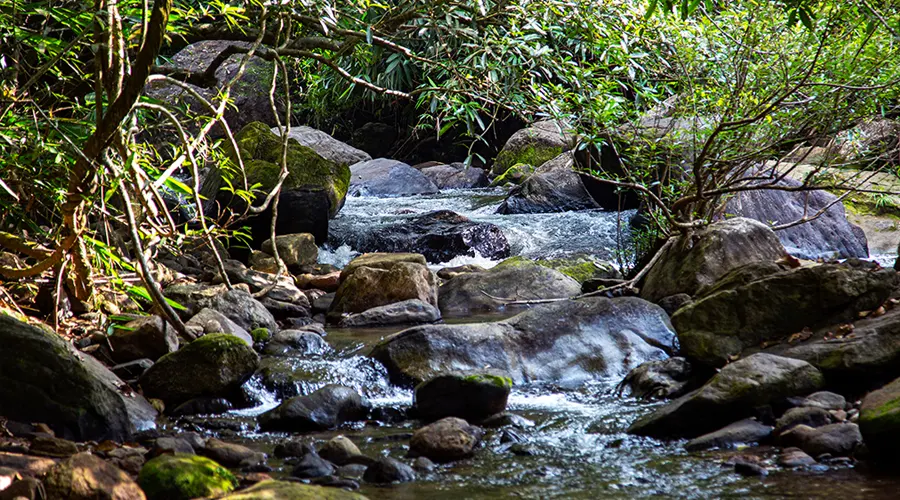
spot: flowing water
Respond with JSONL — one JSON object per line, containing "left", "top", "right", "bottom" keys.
{"left": 183, "top": 189, "right": 900, "bottom": 498}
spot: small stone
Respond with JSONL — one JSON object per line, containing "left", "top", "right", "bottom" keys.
{"left": 778, "top": 447, "right": 817, "bottom": 467}
{"left": 336, "top": 463, "right": 368, "bottom": 479}
{"left": 318, "top": 436, "right": 363, "bottom": 466}
{"left": 28, "top": 436, "right": 79, "bottom": 458}
{"left": 685, "top": 419, "right": 773, "bottom": 451}
{"left": 363, "top": 457, "right": 416, "bottom": 484}
{"left": 149, "top": 437, "right": 195, "bottom": 457}
{"left": 273, "top": 441, "right": 314, "bottom": 459}
{"left": 788, "top": 391, "right": 847, "bottom": 411}
{"left": 734, "top": 462, "right": 768, "bottom": 477}
{"left": 412, "top": 456, "right": 435, "bottom": 471}
{"left": 775, "top": 407, "right": 835, "bottom": 435}
{"left": 409, "top": 417, "right": 483, "bottom": 463}
{"left": 780, "top": 423, "right": 862, "bottom": 457}
{"left": 291, "top": 452, "right": 335, "bottom": 479}
{"left": 199, "top": 438, "right": 265, "bottom": 468}
{"left": 481, "top": 412, "right": 535, "bottom": 429}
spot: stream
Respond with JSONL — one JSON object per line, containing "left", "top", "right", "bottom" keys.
{"left": 184, "top": 189, "right": 900, "bottom": 498}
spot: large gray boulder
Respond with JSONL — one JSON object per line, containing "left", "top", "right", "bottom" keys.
{"left": 0, "top": 315, "right": 158, "bottom": 442}
{"left": 438, "top": 258, "right": 581, "bottom": 316}
{"left": 271, "top": 126, "right": 371, "bottom": 166}
{"left": 492, "top": 120, "right": 575, "bottom": 177}
{"left": 674, "top": 261, "right": 896, "bottom": 367}
{"left": 349, "top": 158, "right": 439, "bottom": 197}
{"left": 628, "top": 353, "right": 825, "bottom": 438}
{"left": 371, "top": 296, "right": 677, "bottom": 387}
{"left": 497, "top": 153, "right": 601, "bottom": 214}
{"left": 421, "top": 163, "right": 489, "bottom": 189}
{"left": 640, "top": 217, "right": 788, "bottom": 302}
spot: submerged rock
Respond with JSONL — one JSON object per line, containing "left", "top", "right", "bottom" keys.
{"left": 628, "top": 353, "right": 824, "bottom": 439}
{"left": 497, "top": 153, "right": 600, "bottom": 214}
{"left": 414, "top": 371, "right": 512, "bottom": 422}
{"left": 258, "top": 385, "right": 369, "bottom": 432}
{"left": 409, "top": 417, "right": 483, "bottom": 463}
{"left": 138, "top": 454, "right": 237, "bottom": 500}
{"left": 372, "top": 296, "right": 677, "bottom": 387}
{"left": 0, "top": 315, "right": 157, "bottom": 442}
{"left": 684, "top": 419, "right": 773, "bottom": 451}
{"left": 363, "top": 457, "right": 416, "bottom": 484}
{"left": 349, "top": 158, "right": 439, "bottom": 196}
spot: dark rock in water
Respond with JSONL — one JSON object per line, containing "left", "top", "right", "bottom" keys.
{"left": 262, "top": 329, "right": 330, "bottom": 356}
{"left": 339, "top": 299, "right": 441, "bottom": 328}
{"left": 674, "top": 262, "right": 896, "bottom": 367}
{"left": 291, "top": 452, "right": 336, "bottom": 479}
{"left": 481, "top": 413, "right": 535, "bottom": 429}
{"left": 685, "top": 419, "right": 773, "bottom": 451}
{"left": 372, "top": 296, "right": 677, "bottom": 387}
{"left": 258, "top": 385, "right": 369, "bottom": 432}
{"left": 860, "top": 376, "right": 900, "bottom": 460}
{"left": 779, "top": 423, "right": 862, "bottom": 457}
{"left": 199, "top": 438, "right": 265, "bottom": 468}
{"left": 628, "top": 353, "right": 824, "bottom": 439}
{"left": 171, "top": 397, "right": 233, "bottom": 417}
{"left": 111, "top": 359, "right": 154, "bottom": 380}
{"left": 725, "top": 177, "right": 868, "bottom": 259}
{"left": 618, "top": 357, "right": 695, "bottom": 400}
{"left": 414, "top": 371, "right": 512, "bottom": 422}
{"left": 0, "top": 315, "right": 157, "bottom": 443}
{"left": 330, "top": 261, "right": 438, "bottom": 318}
{"left": 139, "top": 333, "right": 259, "bottom": 406}
{"left": 108, "top": 315, "right": 178, "bottom": 363}
{"left": 421, "top": 163, "right": 490, "bottom": 189}
{"left": 43, "top": 452, "right": 146, "bottom": 500}
{"left": 409, "top": 417, "right": 483, "bottom": 463}
{"left": 349, "top": 158, "right": 439, "bottom": 196}
{"left": 438, "top": 258, "right": 581, "bottom": 316}
{"left": 335, "top": 210, "right": 510, "bottom": 263}
{"left": 640, "top": 217, "right": 788, "bottom": 303}
{"left": 150, "top": 437, "right": 196, "bottom": 457}
{"left": 734, "top": 461, "right": 768, "bottom": 477}
{"left": 497, "top": 153, "right": 601, "bottom": 214}
{"left": 271, "top": 189, "right": 332, "bottom": 245}
{"left": 775, "top": 407, "right": 835, "bottom": 435}
{"left": 363, "top": 457, "right": 416, "bottom": 483}
{"left": 779, "top": 447, "right": 817, "bottom": 467}
{"left": 271, "top": 125, "right": 371, "bottom": 167}
{"left": 274, "top": 440, "right": 314, "bottom": 459}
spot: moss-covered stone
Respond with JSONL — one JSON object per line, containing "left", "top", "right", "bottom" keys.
{"left": 220, "top": 480, "right": 368, "bottom": 499}
{"left": 138, "top": 454, "right": 237, "bottom": 500}
{"left": 491, "top": 121, "right": 574, "bottom": 177}
{"left": 414, "top": 370, "right": 512, "bottom": 422}
{"left": 464, "top": 373, "right": 514, "bottom": 389}
{"left": 535, "top": 256, "right": 619, "bottom": 284}
{"left": 251, "top": 327, "right": 271, "bottom": 343}
{"left": 859, "top": 376, "right": 900, "bottom": 459}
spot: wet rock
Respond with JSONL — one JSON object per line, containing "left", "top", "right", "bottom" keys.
{"left": 779, "top": 447, "right": 817, "bottom": 467}
{"left": 438, "top": 258, "right": 581, "bottom": 316}
{"left": 339, "top": 299, "right": 441, "bottom": 328}
{"left": 110, "top": 359, "right": 154, "bottom": 381}
{"left": 108, "top": 315, "right": 178, "bottom": 363}
{"left": 337, "top": 463, "right": 368, "bottom": 479}
{"left": 349, "top": 158, "right": 438, "bottom": 196}
{"left": 290, "top": 452, "right": 335, "bottom": 479}
{"left": 220, "top": 480, "right": 367, "bottom": 499}
{"left": 775, "top": 407, "right": 835, "bottom": 435}
{"left": 618, "top": 357, "right": 694, "bottom": 400}
{"left": 185, "top": 308, "right": 252, "bottom": 345}
{"left": 318, "top": 436, "right": 364, "bottom": 466}
{"left": 261, "top": 233, "right": 319, "bottom": 271}
{"left": 628, "top": 353, "right": 824, "bottom": 439}
{"left": 43, "top": 452, "right": 145, "bottom": 500}
{"left": 138, "top": 454, "right": 237, "bottom": 500}
{"left": 209, "top": 289, "right": 279, "bottom": 333}
{"left": 414, "top": 371, "right": 512, "bottom": 422}
{"left": 262, "top": 329, "right": 329, "bottom": 356}
{"left": 273, "top": 441, "right": 314, "bottom": 459}
{"left": 779, "top": 423, "right": 862, "bottom": 457}
{"left": 412, "top": 456, "right": 436, "bottom": 471}
{"left": 271, "top": 126, "right": 371, "bottom": 166}
{"left": 258, "top": 385, "right": 369, "bottom": 432}
{"left": 373, "top": 296, "right": 677, "bottom": 387}
{"left": 409, "top": 417, "right": 483, "bottom": 463}
{"left": 859, "top": 376, "right": 900, "bottom": 460}
{"left": 421, "top": 163, "right": 489, "bottom": 189}
{"left": 492, "top": 120, "right": 575, "bottom": 177}
{"left": 657, "top": 294, "right": 692, "bottom": 316}
{"left": 139, "top": 333, "right": 259, "bottom": 406}
{"left": 734, "top": 461, "right": 768, "bottom": 477}
{"left": 363, "top": 457, "right": 415, "bottom": 484}
{"left": 481, "top": 413, "right": 535, "bottom": 429}
{"left": 685, "top": 419, "right": 773, "bottom": 451}
{"left": 149, "top": 437, "right": 195, "bottom": 457}
{"left": 329, "top": 262, "right": 437, "bottom": 319}
{"left": 497, "top": 153, "right": 601, "bottom": 214}
{"left": 640, "top": 218, "right": 788, "bottom": 302}
{"left": 336, "top": 210, "right": 510, "bottom": 264}
{"left": 789, "top": 391, "right": 848, "bottom": 411}
{"left": 0, "top": 315, "right": 157, "bottom": 442}
{"left": 29, "top": 436, "right": 78, "bottom": 458}
{"left": 674, "top": 262, "right": 897, "bottom": 367}
{"left": 199, "top": 439, "right": 265, "bottom": 468}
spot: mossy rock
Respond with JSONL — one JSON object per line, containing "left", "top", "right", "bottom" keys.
{"left": 221, "top": 480, "right": 368, "bottom": 499}
{"left": 251, "top": 327, "right": 271, "bottom": 343}
{"left": 413, "top": 370, "right": 512, "bottom": 422}
{"left": 535, "top": 255, "right": 620, "bottom": 283}
{"left": 860, "top": 376, "right": 900, "bottom": 459}
{"left": 138, "top": 454, "right": 237, "bottom": 500}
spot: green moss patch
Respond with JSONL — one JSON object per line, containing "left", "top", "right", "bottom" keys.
{"left": 138, "top": 454, "right": 237, "bottom": 500}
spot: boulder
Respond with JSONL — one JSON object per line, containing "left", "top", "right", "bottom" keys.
{"left": 414, "top": 371, "right": 511, "bottom": 422}
{"left": 640, "top": 217, "right": 788, "bottom": 302}
{"left": 725, "top": 178, "right": 868, "bottom": 259}
{"left": 618, "top": 357, "right": 694, "bottom": 400}
{"left": 43, "top": 452, "right": 146, "bottom": 500}
{"left": 409, "top": 417, "right": 483, "bottom": 463}
{"left": 290, "top": 451, "right": 335, "bottom": 479}
{"left": 338, "top": 299, "right": 441, "bottom": 328}
{"left": 329, "top": 262, "right": 438, "bottom": 319}
{"left": 348, "top": 158, "right": 439, "bottom": 196}
{"left": 185, "top": 308, "right": 252, "bottom": 346}
{"left": 363, "top": 457, "right": 415, "bottom": 484}
{"left": 371, "top": 296, "right": 677, "bottom": 387}
{"left": 789, "top": 391, "right": 847, "bottom": 411}
{"left": 775, "top": 407, "right": 835, "bottom": 435}
{"left": 684, "top": 419, "right": 773, "bottom": 451}
{"left": 779, "top": 447, "right": 818, "bottom": 467}
{"left": 492, "top": 120, "right": 575, "bottom": 177}
{"left": 333, "top": 210, "right": 510, "bottom": 263}
{"left": 198, "top": 439, "right": 265, "bottom": 468}
{"left": 221, "top": 259, "right": 308, "bottom": 305}
{"left": 859, "top": 376, "right": 900, "bottom": 459}
{"left": 138, "top": 333, "right": 259, "bottom": 406}
{"left": 209, "top": 289, "right": 279, "bottom": 333}
{"left": 673, "top": 262, "right": 896, "bottom": 367}
{"left": 108, "top": 315, "right": 178, "bottom": 363}
{"left": 318, "top": 436, "right": 364, "bottom": 466}
{"left": 497, "top": 153, "right": 601, "bottom": 214}
{"left": 340, "top": 252, "right": 427, "bottom": 280}
{"left": 0, "top": 315, "right": 157, "bottom": 442}
{"left": 271, "top": 126, "right": 371, "bottom": 166}
{"left": 258, "top": 385, "right": 369, "bottom": 432}
{"left": 261, "top": 233, "right": 319, "bottom": 270}
{"left": 262, "top": 329, "right": 330, "bottom": 356}
{"left": 420, "top": 163, "right": 489, "bottom": 189}
{"left": 220, "top": 480, "right": 367, "bottom": 500}
{"left": 438, "top": 258, "right": 581, "bottom": 316}
{"left": 248, "top": 250, "right": 277, "bottom": 273}
{"left": 628, "top": 353, "right": 825, "bottom": 438}
{"left": 779, "top": 423, "right": 862, "bottom": 457}
{"left": 534, "top": 255, "right": 621, "bottom": 284}
{"left": 138, "top": 454, "right": 237, "bottom": 500}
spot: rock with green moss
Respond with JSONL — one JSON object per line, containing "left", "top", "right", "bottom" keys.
{"left": 220, "top": 480, "right": 369, "bottom": 499}
{"left": 138, "top": 454, "right": 237, "bottom": 500}
{"left": 491, "top": 120, "right": 575, "bottom": 177}
{"left": 535, "top": 255, "right": 620, "bottom": 284}
{"left": 628, "top": 353, "right": 824, "bottom": 439}
{"left": 138, "top": 333, "right": 259, "bottom": 406}
{"left": 251, "top": 327, "right": 271, "bottom": 343}
{"left": 497, "top": 153, "right": 602, "bottom": 214}
{"left": 414, "top": 370, "right": 512, "bottom": 422}
{"left": 438, "top": 258, "right": 581, "bottom": 316}
{"left": 860, "top": 376, "right": 900, "bottom": 459}
{"left": 0, "top": 315, "right": 158, "bottom": 442}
